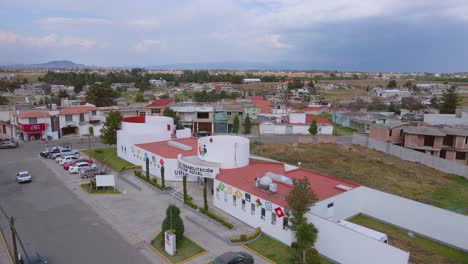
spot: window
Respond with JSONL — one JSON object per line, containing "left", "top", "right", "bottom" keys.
{"left": 271, "top": 213, "right": 277, "bottom": 225}
{"left": 216, "top": 188, "right": 220, "bottom": 199}
{"left": 400, "top": 130, "right": 403, "bottom": 136}
{"left": 241, "top": 199, "right": 246, "bottom": 211}
{"left": 232, "top": 195, "right": 237, "bottom": 206}
{"left": 327, "top": 202, "right": 334, "bottom": 208}
{"left": 245, "top": 193, "right": 251, "bottom": 202}
{"left": 238, "top": 112, "right": 243, "bottom": 116}
{"left": 65, "top": 114, "right": 72, "bottom": 121}
{"left": 91, "top": 110, "right": 96, "bottom": 116}
{"left": 197, "top": 112, "right": 209, "bottom": 119}
{"left": 261, "top": 208, "right": 266, "bottom": 220}
{"left": 466, "top": 137, "right": 468, "bottom": 144}
{"left": 251, "top": 203, "right": 255, "bottom": 215}
{"left": 151, "top": 109, "right": 160, "bottom": 114}
{"left": 226, "top": 112, "right": 232, "bottom": 116}
{"left": 455, "top": 152, "right": 466, "bottom": 160}
{"left": 424, "top": 135, "right": 435, "bottom": 147}
{"left": 139, "top": 111, "right": 146, "bottom": 116}
{"left": 389, "top": 130, "right": 393, "bottom": 137}
{"left": 283, "top": 217, "right": 289, "bottom": 230}
{"left": 224, "top": 191, "right": 228, "bottom": 202}
{"left": 79, "top": 113, "right": 84, "bottom": 122}
{"left": 28, "top": 117, "right": 37, "bottom": 124}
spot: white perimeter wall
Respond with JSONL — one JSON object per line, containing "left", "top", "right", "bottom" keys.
{"left": 313, "top": 186, "right": 468, "bottom": 251}
{"left": 198, "top": 136, "right": 249, "bottom": 168}
{"left": 213, "top": 179, "right": 295, "bottom": 245}
{"left": 307, "top": 213, "right": 410, "bottom": 264}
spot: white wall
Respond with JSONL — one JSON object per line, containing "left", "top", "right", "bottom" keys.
{"left": 198, "top": 135, "right": 250, "bottom": 169}
{"left": 308, "top": 213, "right": 410, "bottom": 264}
{"left": 289, "top": 113, "right": 306, "bottom": 124}
{"left": 424, "top": 113, "right": 468, "bottom": 126}
{"left": 213, "top": 179, "right": 295, "bottom": 245}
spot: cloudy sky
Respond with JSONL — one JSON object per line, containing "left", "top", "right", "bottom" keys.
{"left": 0, "top": 0, "right": 467, "bottom": 72}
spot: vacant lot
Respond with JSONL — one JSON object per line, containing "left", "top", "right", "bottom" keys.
{"left": 251, "top": 143, "right": 468, "bottom": 215}
{"left": 318, "top": 88, "right": 367, "bottom": 102}
{"left": 350, "top": 214, "right": 468, "bottom": 264}
{"left": 15, "top": 71, "right": 46, "bottom": 82}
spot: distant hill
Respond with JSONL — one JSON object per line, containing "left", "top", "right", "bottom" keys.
{"left": 144, "top": 61, "right": 323, "bottom": 71}
{"left": 3, "top": 60, "right": 89, "bottom": 69}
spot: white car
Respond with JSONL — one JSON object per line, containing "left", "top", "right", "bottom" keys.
{"left": 68, "top": 162, "right": 97, "bottom": 174}
{"left": 16, "top": 171, "right": 32, "bottom": 183}
{"left": 50, "top": 148, "right": 78, "bottom": 159}
{"left": 56, "top": 155, "right": 79, "bottom": 165}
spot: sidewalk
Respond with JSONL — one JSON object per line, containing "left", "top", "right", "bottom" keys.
{"left": 0, "top": 227, "right": 12, "bottom": 264}
{"left": 41, "top": 159, "right": 269, "bottom": 264}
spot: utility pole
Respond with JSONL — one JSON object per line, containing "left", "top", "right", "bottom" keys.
{"left": 10, "top": 217, "right": 18, "bottom": 264}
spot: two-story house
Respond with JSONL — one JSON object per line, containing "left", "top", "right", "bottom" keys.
{"left": 369, "top": 122, "right": 413, "bottom": 145}
{"left": 11, "top": 110, "right": 60, "bottom": 141}
{"left": 146, "top": 99, "right": 172, "bottom": 116}
{"left": 58, "top": 105, "right": 99, "bottom": 137}
{"left": 402, "top": 126, "right": 445, "bottom": 157}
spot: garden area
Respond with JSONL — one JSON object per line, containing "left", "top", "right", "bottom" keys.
{"left": 349, "top": 214, "right": 468, "bottom": 264}
{"left": 82, "top": 148, "right": 136, "bottom": 172}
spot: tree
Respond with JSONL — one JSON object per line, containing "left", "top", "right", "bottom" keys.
{"left": 161, "top": 166, "right": 165, "bottom": 189}
{"left": 37, "top": 97, "right": 44, "bottom": 105}
{"left": 387, "top": 80, "right": 397, "bottom": 88}
{"left": 401, "top": 97, "right": 424, "bottom": 111}
{"left": 367, "top": 97, "right": 387, "bottom": 111}
{"left": 438, "top": 88, "right": 462, "bottom": 114}
{"left": 0, "top": 95, "right": 9, "bottom": 105}
{"left": 430, "top": 97, "right": 439, "bottom": 109}
{"left": 232, "top": 115, "right": 240, "bottom": 134}
{"left": 244, "top": 114, "right": 251, "bottom": 134}
{"left": 203, "top": 177, "right": 208, "bottom": 211}
{"left": 286, "top": 177, "right": 319, "bottom": 264}
{"left": 100, "top": 111, "right": 122, "bottom": 144}
{"left": 183, "top": 175, "right": 188, "bottom": 202}
{"left": 88, "top": 126, "right": 94, "bottom": 137}
{"left": 163, "top": 107, "right": 180, "bottom": 125}
{"left": 57, "top": 89, "right": 69, "bottom": 99}
{"left": 74, "top": 84, "right": 82, "bottom": 94}
{"left": 135, "top": 91, "right": 145, "bottom": 102}
{"left": 308, "top": 120, "right": 318, "bottom": 135}
{"left": 86, "top": 84, "right": 118, "bottom": 107}
{"left": 161, "top": 205, "right": 184, "bottom": 245}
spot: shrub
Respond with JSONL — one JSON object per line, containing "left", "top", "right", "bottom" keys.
{"left": 240, "top": 234, "right": 247, "bottom": 241}
{"left": 161, "top": 205, "right": 184, "bottom": 245}
{"left": 149, "top": 178, "right": 158, "bottom": 185}
{"left": 185, "top": 199, "right": 198, "bottom": 209}
{"left": 199, "top": 208, "right": 233, "bottom": 229}
{"left": 134, "top": 170, "right": 142, "bottom": 177}
{"left": 95, "top": 149, "right": 103, "bottom": 153}
{"left": 230, "top": 227, "right": 261, "bottom": 242}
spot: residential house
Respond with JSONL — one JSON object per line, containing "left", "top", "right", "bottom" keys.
{"left": 369, "top": 122, "right": 413, "bottom": 145}
{"left": 259, "top": 112, "right": 333, "bottom": 135}
{"left": 146, "top": 99, "right": 172, "bottom": 116}
{"left": 10, "top": 110, "right": 59, "bottom": 141}
{"left": 58, "top": 105, "right": 102, "bottom": 137}
{"left": 402, "top": 126, "right": 445, "bottom": 157}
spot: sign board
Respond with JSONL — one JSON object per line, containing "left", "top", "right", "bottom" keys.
{"left": 18, "top": 123, "right": 46, "bottom": 132}
{"left": 96, "top": 175, "right": 115, "bottom": 188}
{"left": 165, "top": 231, "right": 176, "bottom": 256}
{"left": 177, "top": 155, "right": 219, "bottom": 179}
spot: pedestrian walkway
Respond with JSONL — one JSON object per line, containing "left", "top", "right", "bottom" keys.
{"left": 0, "top": 223, "right": 12, "bottom": 264}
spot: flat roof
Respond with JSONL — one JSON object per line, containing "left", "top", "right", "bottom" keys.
{"left": 135, "top": 137, "right": 198, "bottom": 159}
{"left": 217, "top": 161, "right": 359, "bottom": 208}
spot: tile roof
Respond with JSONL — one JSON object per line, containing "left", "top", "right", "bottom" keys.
{"left": 217, "top": 160, "right": 359, "bottom": 208}
{"left": 302, "top": 106, "right": 327, "bottom": 112}
{"left": 305, "top": 115, "right": 330, "bottom": 125}
{"left": 251, "top": 99, "right": 271, "bottom": 114}
{"left": 17, "top": 111, "right": 51, "bottom": 119}
{"left": 403, "top": 126, "right": 446, "bottom": 136}
{"left": 146, "top": 99, "right": 172, "bottom": 108}
{"left": 59, "top": 106, "right": 97, "bottom": 115}
{"left": 135, "top": 137, "right": 198, "bottom": 159}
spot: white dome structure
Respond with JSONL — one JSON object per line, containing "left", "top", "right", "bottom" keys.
{"left": 197, "top": 135, "right": 250, "bottom": 169}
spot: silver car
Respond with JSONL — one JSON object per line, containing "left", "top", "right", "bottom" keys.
{"left": 17, "top": 171, "right": 32, "bottom": 183}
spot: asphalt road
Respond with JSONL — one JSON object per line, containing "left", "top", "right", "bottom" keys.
{"left": 0, "top": 139, "right": 151, "bottom": 264}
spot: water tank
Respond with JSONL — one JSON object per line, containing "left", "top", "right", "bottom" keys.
{"left": 259, "top": 176, "right": 273, "bottom": 186}
{"left": 269, "top": 183, "right": 277, "bottom": 192}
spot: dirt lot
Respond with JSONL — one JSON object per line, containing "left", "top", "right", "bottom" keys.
{"left": 251, "top": 143, "right": 468, "bottom": 215}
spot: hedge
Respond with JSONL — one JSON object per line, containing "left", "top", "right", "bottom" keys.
{"left": 121, "top": 164, "right": 142, "bottom": 171}
{"left": 199, "top": 208, "right": 233, "bottom": 229}
{"left": 230, "top": 227, "right": 261, "bottom": 243}
{"left": 133, "top": 170, "right": 164, "bottom": 190}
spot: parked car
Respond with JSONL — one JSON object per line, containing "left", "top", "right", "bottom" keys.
{"left": 196, "top": 130, "right": 211, "bottom": 137}
{"left": 68, "top": 162, "right": 97, "bottom": 174}
{"left": 56, "top": 154, "right": 79, "bottom": 165}
{"left": 213, "top": 252, "right": 254, "bottom": 264}
{"left": 63, "top": 158, "right": 93, "bottom": 170}
{"left": 18, "top": 251, "right": 48, "bottom": 264}
{"left": 79, "top": 166, "right": 107, "bottom": 179}
{"left": 16, "top": 171, "right": 32, "bottom": 183}
{"left": 49, "top": 148, "right": 78, "bottom": 159}
{"left": 0, "top": 140, "right": 18, "bottom": 149}
{"left": 40, "top": 146, "right": 61, "bottom": 158}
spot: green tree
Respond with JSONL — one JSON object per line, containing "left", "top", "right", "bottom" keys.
{"left": 74, "top": 84, "right": 82, "bottom": 94}
{"left": 387, "top": 80, "right": 397, "bottom": 88}
{"left": 286, "top": 177, "right": 319, "bottom": 264}
{"left": 183, "top": 175, "right": 188, "bottom": 202}
{"left": 57, "top": 89, "right": 69, "bottom": 98}
{"left": 135, "top": 91, "right": 145, "bottom": 102}
{"left": 244, "top": 114, "right": 251, "bottom": 134}
{"left": 401, "top": 97, "right": 424, "bottom": 111}
{"left": 430, "top": 97, "right": 439, "bottom": 109}
{"left": 162, "top": 107, "right": 180, "bottom": 125}
{"left": 438, "top": 88, "right": 462, "bottom": 114}
{"left": 161, "top": 205, "right": 185, "bottom": 245}
{"left": 308, "top": 120, "right": 318, "bottom": 135}
{"left": 203, "top": 178, "right": 208, "bottom": 211}
{"left": 100, "top": 111, "right": 122, "bottom": 144}
{"left": 37, "top": 97, "right": 44, "bottom": 105}
{"left": 88, "top": 126, "right": 94, "bottom": 137}
{"left": 232, "top": 115, "right": 240, "bottom": 134}
{"left": 86, "top": 84, "right": 118, "bottom": 107}
{"left": 0, "top": 95, "right": 8, "bottom": 105}
{"left": 161, "top": 166, "right": 165, "bottom": 189}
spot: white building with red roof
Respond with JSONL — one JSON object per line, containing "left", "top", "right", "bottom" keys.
{"left": 116, "top": 116, "right": 468, "bottom": 264}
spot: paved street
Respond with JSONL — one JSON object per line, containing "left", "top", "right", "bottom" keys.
{"left": 0, "top": 139, "right": 152, "bottom": 264}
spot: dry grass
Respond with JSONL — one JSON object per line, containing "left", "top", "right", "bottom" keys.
{"left": 251, "top": 143, "right": 468, "bottom": 215}
{"left": 318, "top": 88, "right": 367, "bottom": 102}
{"left": 15, "top": 71, "right": 46, "bottom": 82}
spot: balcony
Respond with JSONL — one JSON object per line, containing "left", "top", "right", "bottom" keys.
{"left": 65, "top": 120, "right": 76, "bottom": 126}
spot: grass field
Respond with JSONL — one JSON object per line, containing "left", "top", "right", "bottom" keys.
{"left": 332, "top": 123, "right": 356, "bottom": 136}
{"left": 244, "top": 234, "right": 333, "bottom": 264}
{"left": 15, "top": 71, "right": 46, "bottom": 82}
{"left": 80, "top": 183, "right": 120, "bottom": 194}
{"left": 151, "top": 232, "right": 206, "bottom": 263}
{"left": 318, "top": 88, "right": 367, "bottom": 102}
{"left": 251, "top": 143, "right": 468, "bottom": 215}
{"left": 82, "top": 148, "right": 133, "bottom": 172}
{"left": 349, "top": 214, "right": 468, "bottom": 264}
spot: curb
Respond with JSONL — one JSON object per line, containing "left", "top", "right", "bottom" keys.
{"left": 241, "top": 244, "right": 275, "bottom": 264}
{"left": 0, "top": 226, "right": 13, "bottom": 264}
{"left": 149, "top": 231, "right": 208, "bottom": 264}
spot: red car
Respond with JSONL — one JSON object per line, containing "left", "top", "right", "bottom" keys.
{"left": 63, "top": 158, "right": 93, "bottom": 170}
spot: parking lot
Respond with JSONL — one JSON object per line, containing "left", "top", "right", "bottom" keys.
{"left": 0, "top": 140, "right": 152, "bottom": 264}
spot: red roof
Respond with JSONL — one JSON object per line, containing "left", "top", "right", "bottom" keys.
{"left": 135, "top": 137, "right": 198, "bottom": 159}
{"left": 249, "top": 96, "right": 264, "bottom": 100}
{"left": 251, "top": 99, "right": 271, "bottom": 114}
{"left": 122, "top": 116, "right": 145, "bottom": 123}
{"left": 146, "top": 99, "right": 172, "bottom": 108}
{"left": 302, "top": 106, "right": 327, "bottom": 112}
{"left": 59, "top": 106, "right": 96, "bottom": 115}
{"left": 306, "top": 115, "right": 330, "bottom": 125}
{"left": 215, "top": 85, "right": 221, "bottom": 91}
{"left": 17, "top": 111, "right": 51, "bottom": 119}
{"left": 217, "top": 161, "right": 359, "bottom": 208}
